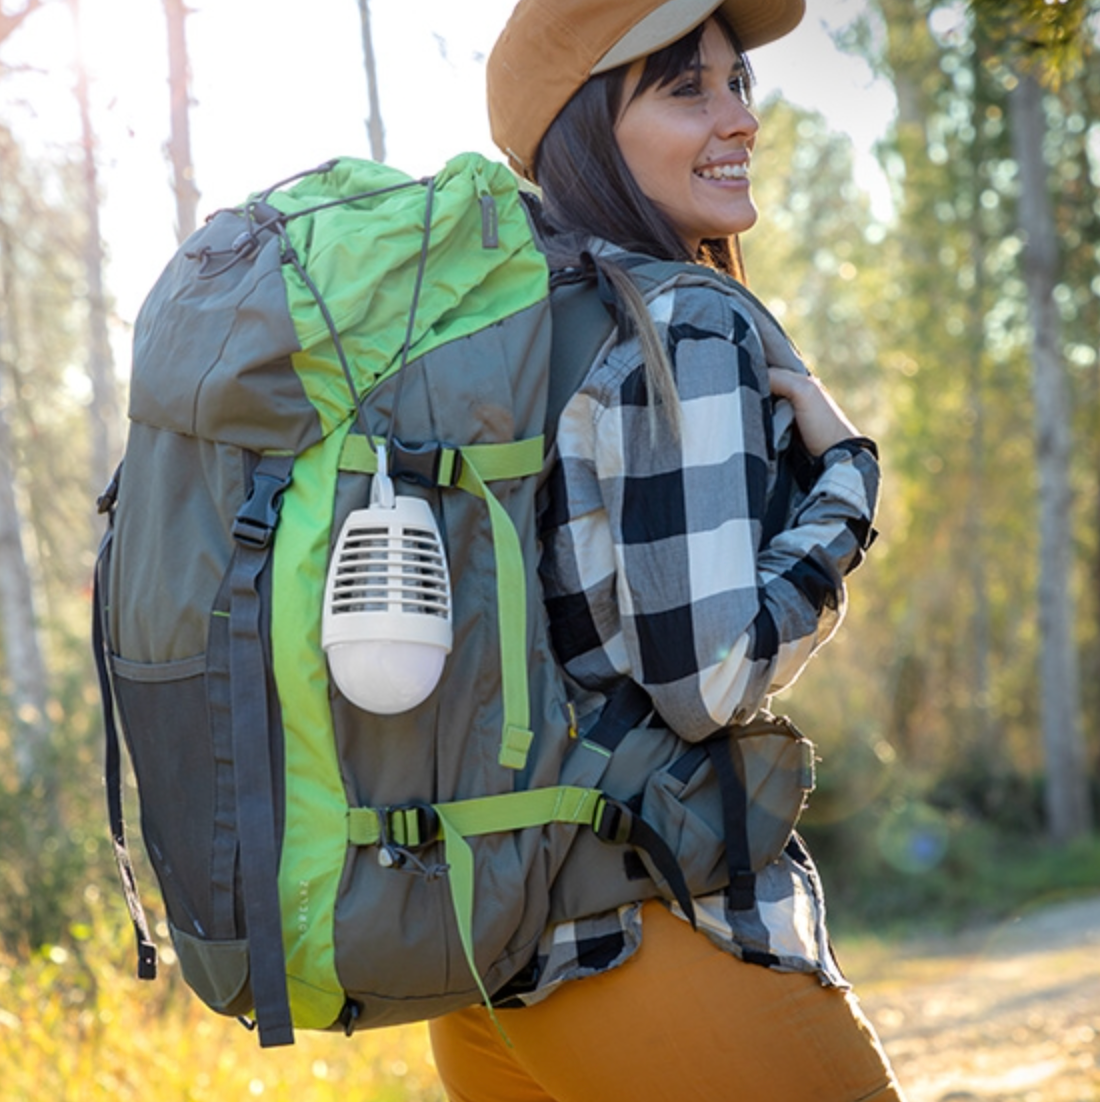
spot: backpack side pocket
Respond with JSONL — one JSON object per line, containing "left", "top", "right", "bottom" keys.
{"left": 549, "top": 712, "right": 816, "bottom": 923}
{"left": 638, "top": 714, "right": 816, "bottom": 900}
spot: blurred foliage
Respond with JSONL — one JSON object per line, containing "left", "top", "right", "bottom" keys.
{"left": 970, "top": 0, "right": 1099, "bottom": 86}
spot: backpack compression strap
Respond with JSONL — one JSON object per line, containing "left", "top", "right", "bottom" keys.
{"left": 226, "top": 453, "right": 296, "bottom": 1048}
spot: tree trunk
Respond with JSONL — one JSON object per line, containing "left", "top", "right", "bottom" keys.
{"left": 72, "top": 0, "right": 120, "bottom": 500}
{"left": 0, "top": 212, "right": 52, "bottom": 793}
{"left": 164, "top": 0, "right": 199, "bottom": 242}
{"left": 356, "top": 0, "right": 386, "bottom": 162}
{"left": 965, "top": 37, "right": 996, "bottom": 771}
{"left": 1009, "top": 70, "right": 1092, "bottom": 843}
{"left": 0, "top": 396, "right": 50, "bottom": 791}
{"left": 966, "top": 233, "right": 995, "bottom": 758}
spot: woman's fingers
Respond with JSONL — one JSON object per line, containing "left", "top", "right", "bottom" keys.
{"left": 768, "top": 369, "right": 861, "bottom": 456}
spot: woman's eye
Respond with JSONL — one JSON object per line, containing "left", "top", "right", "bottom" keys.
{"left": 671, "top": 79, "right": 701, "bottom": 97}
{"left": 729, "top": 74, "right": 751, "bottom": 102}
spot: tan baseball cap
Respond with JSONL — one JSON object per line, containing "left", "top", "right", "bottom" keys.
{"left": 487, "top": 0, "right": 805, "bottom": 179}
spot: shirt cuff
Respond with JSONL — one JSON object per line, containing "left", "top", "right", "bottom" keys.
{"left": 822, "top": 435, "right": 879, "bottom": 462}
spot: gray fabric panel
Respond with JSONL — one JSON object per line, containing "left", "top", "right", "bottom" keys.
{"left": 110, "top": 422, "right": 245, "bottom": 664}
{"left": 130, "top": 208, "right": 322, "bottom": 453}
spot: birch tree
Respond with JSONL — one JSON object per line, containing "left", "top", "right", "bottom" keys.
{"left": 71, "top": 0, "right": 120, "bottom": 499}
{"left": 1008, "top": 70, "right": 1091, "bottom": 842}
{"left": 966, "top": 0, "right": 1094, "bottom": 841}
{"left": 164, "top": 0, "right": 199, "bottom": 242}
{"left": 356, "top": 0, "right": 386, "bottom": 162}
{"left": 0, "top": 377, "right": 49, "bottom": 793}
{"left": 0, "top": 134, "right": 52, "bottom": 796}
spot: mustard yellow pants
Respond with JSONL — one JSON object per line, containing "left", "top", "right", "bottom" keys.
{"left": 430, "top": 901, "right": 906, "bottom": 1102}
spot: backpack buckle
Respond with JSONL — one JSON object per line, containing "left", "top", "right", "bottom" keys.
{"left": 390, "top": 440, "right": 462, "bottom": 489}
{"left": 376, "top": 802, "right": 445, "bottom": 874}
{"left": 97, "top": 463, "right": 123, "bottom": 515}
{"left": 385, "top": 801, "right": 440, "bottom": 849}
{"left": 233, "top": 460, "right": 294, "bottom": 549}
{"left": 593, "top": 796, "right": 633, "bottom": 846}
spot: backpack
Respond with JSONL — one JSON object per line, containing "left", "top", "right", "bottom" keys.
{"left": 93, "top": 152, "right": 816, "bottom": 1048}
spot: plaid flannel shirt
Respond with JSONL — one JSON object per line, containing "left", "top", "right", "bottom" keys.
{"left": 505, "top": 252, "right": 879, "bottom": 1007}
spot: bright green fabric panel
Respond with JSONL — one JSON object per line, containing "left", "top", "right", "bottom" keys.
{"left": 270, "top": 426, "right": 352, "bottom": 1031}
{"left": 269, "top": 153, "right": 549, "bottom": 437}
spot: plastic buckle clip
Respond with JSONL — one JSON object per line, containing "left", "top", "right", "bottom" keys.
{"left": 97, "top": 464, "right": 123, "bottom": 515}
{"left": 593, "top": 797, "right": 632, "bottom": 846}
{"left": 232, "top": 465, "right": 293, "bottom": 549}
{"left": 338, "top": 999, "right": 362, "bottom": 1038}
{"left": 387, "top": 801, "right": 440, "bottom": 849}
{"left": 390, "top": 440, "right": 461, "bottom": 489}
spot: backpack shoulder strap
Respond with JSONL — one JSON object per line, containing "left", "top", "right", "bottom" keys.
{"left": 545, "top": 252, "right": 696, "bottom": 438}
{"left": 546, "top": 266, "right": 615, "bottom": 439}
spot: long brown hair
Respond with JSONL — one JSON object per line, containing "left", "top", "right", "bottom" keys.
{"left": 535, "top": 18, "right": 752, "bottom": 434}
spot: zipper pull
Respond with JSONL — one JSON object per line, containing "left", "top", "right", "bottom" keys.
{"left": 565, "top": 701, "right": 579, "bottom": 739}
{"left": 474, "top": 166, "right": 499, "bottom": 249}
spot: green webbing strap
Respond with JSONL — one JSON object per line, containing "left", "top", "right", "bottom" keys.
{"left": 347, "top": 783, "right": 697, "bottom": 1031}
{"left": 337, "top": 434, "right": 543, "bottom": 483}
{"left": 337, "top": 433, "right": 386, "bottom": 474}
{"left": 432, "top": 808, "right": 494, "bottom": 1018}
{"left": 338, "top": 432, "right": 541, "bottom": 770}
{"left": 452, "top": 457, "right": 532, "bottom": 770}
{"left": 459, "top": 437, "right": 544, "bottom": 482}
{"left": 346, "top": 785, "right": 605, "bottom": 846}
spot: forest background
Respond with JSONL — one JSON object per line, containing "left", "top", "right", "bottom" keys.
{"left": 0, "top": 0, "right": 1098, "bottom": 1099}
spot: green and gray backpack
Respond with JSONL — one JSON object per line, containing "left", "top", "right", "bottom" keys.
{"left": 93, "top": 152, "right": 816, "bottom": 1048}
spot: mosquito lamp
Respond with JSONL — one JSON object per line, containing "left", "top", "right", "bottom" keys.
{"left": 322, "top": 451, "right": 452, "bottom": 714}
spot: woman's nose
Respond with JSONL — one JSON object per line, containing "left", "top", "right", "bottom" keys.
{"left": 715, "top": 90, "right": 758, "bottom": 139}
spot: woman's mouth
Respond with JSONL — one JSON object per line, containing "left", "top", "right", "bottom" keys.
{"left": 695, "top": 162, "right": 749, "bottom": 181}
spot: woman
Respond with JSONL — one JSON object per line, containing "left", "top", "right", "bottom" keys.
{"left": 429, "top": 2, "right": 907, "bottom": 1099}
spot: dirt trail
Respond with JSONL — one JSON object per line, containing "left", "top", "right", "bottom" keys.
{"left": 840, "top": 895, "right": 1100, "bottom": 1102}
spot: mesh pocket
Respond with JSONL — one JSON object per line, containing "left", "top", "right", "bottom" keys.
{"left": 111, "top": 655, "right": 238, "bottom": 942}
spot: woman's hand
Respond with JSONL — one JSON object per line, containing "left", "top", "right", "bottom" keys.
{"left": 768, "top": 369, "right": 861, "bottom": 457}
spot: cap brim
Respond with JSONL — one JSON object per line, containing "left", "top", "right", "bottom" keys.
{"left": 592, "top": 0, "right": 804, "bottom": 73}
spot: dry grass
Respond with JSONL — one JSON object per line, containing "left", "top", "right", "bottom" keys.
{"left": 0, "top": 926, "right": 446, "bottom": 1102}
